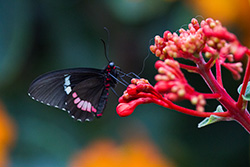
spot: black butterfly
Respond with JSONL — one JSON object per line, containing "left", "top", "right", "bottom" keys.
{"left": 28, "top": 61, "right": 136, "bottom": 122}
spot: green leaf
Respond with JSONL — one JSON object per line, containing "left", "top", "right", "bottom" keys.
{"left": 198, "top": 105, "right": 225, "bottom": 128}
{"left": 237, "top": 81, "right": 250, "bottom": 101}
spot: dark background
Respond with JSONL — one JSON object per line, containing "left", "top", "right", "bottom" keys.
{"left": 0, "top": 0, "right": 249, "bottom": 166}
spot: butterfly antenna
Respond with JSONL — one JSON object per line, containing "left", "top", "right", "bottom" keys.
{"left": 195, "top": 15, "right": 204, "bottom": 21}
{"left": 100, "top": 39, "right": 110, "bottom": 62}
{"left": 100, "top": 27, "right": 111, "bottom": 62}
{"left": 137, "top": 37, "right": 154, "bottom": 76}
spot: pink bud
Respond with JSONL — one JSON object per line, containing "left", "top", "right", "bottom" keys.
{"left": 117, "top": 98, "right": 149, "bottom": 117}
{"left": 127, "top": 84, "right": 137, "bottom": 95}
{"left": 234, "top": 45, "right": 247, "bottom": 61}
{"left": 154, "top": 81, "right": 169, "bottom": 94}
{"left": 155, "top": 49, "right": 162, "bottom": 57}
{"left": 116, "top": 103, "right": 136, "bottom": 117}
{"left": 136, "top": 84, "right": 148, "bottom": 92}
{"left": 154, "top": 60, "right": 165, "bottom": 70}
{"left": 191, "top": 18, "right": 200, "bottom": 30}
{"left": 163, "top": 31, "right": 171, "bottom": 40}
{"left": 118, "top": 96, "right": 126, "bottom": 103}
{"left": 150, "top": 45, "right": 156, "bottom": 53}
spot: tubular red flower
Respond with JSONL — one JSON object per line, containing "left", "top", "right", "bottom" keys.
{"left": 116, "top": 101, "right": 136, "bottom": 117}
{"left": 117, "top": 98, "right": 152, "bottom": 117}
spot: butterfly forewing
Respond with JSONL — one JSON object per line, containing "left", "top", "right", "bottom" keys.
{"left": 29, "top": 70, "right": 69, "bottom": 109}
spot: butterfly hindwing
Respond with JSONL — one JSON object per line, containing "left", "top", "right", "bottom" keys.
{"left": 66, "top": 76, "right": 106, "bottom": 121}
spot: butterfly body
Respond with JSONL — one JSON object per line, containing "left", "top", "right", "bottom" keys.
{"left": 28, "top": 62, "right": 118, "bottom": 122}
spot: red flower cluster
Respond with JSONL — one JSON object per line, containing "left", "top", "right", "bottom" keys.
{"left": 154, "top": 59, "right": 207, "bottom": 112}
{"left": 117, "top": 63, "right": 224, "bottom": 118}
{"left": 117, "top": 18, "right": 250, "bottom": 132}
{"left": 150, "top": 18, "right": 247, "bottom": 61}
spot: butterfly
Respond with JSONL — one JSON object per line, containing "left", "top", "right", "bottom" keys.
{"left": 28, "top": 61, "right": 137, "bottom": 122}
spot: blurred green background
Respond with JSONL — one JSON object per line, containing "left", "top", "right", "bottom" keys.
{"left": 0, "top": 0, "right": 249, "bottom": 167}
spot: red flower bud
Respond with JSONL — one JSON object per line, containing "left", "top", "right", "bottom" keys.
{"left": 116, "top": 98, "right": 151, "bottom": 117}
{"left": 154, "top": 60, "right": 164, "bottom": 69}
{"left": 233, "top": 45, "right": 247, "bottom": 61}
{"left": 163, "top": 31, "right": 171, "bottom": 40}
{"left": 127, "top": 84, "right": 137, "bottom": 96}
{"left": 116, "top": 102, "right": 136, "bottom": 117}
{"left": 154, "top": 81, "right": 169, "bottom": 94}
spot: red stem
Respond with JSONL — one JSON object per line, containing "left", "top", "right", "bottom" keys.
{"left": 167, "top": 100, "right": 230, "bottom": 117}
{"left": 236, "top": 54, "right": 250, "bottom": 109}
{"left": 198, "top": 55, "right": 250, "bottom": 133}
{"left": 215, "top": 60, "right": 223, "bottom": 86}
{"left": 152, "top": 97, "right": 230, "bottom": 117}
{"left": 179, "top": 63, "right": 199, "bottom": 73}
{"left": 201, "top": 93, "right": 221, "bottom": 99}
{"left": 205, "top": 56, "right": 216, "bottom": 69}
{"left": 232, "top": 109, "right": 250, "bottom": 133}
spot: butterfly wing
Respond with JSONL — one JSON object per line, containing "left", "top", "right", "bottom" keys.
{"left": 28, "top": 68, "right": 106, "bottom": 121}
{"left": 66, "top": 76, "right": 107, "bottom": 121}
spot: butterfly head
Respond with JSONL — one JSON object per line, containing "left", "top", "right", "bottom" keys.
{"left": 104, "top": 61, "right": 119, "bottom": 86}
{"left": 108, "top": 61, "right": 115, "bottom": 68}
{"left": 106, "top": 61, "right": 118, "bottom": 72}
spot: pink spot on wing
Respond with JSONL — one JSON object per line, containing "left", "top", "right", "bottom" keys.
{"left": 96, "top": 113, "right": 102, "bottom": 117}
{"left": 92, "top": 106, "right": 97, "bottom": 113}
{"left": 72, "top": 92, "right": 78, "bottom": 98}
{"left": 81, "top": 101, "right": 87, "bottom": 111}
{"left": 74, "top": 97, "right": 80, "bottom": 104}
{"left": 86, "top": 102, "right": 91, "bottom": 112}
{"left": 77, "top": 100, "right": 84, "bottom": 109}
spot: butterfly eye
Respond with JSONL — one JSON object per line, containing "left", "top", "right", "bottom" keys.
{"left": 109, "top": 62, "right": 115, "bottom": 68}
